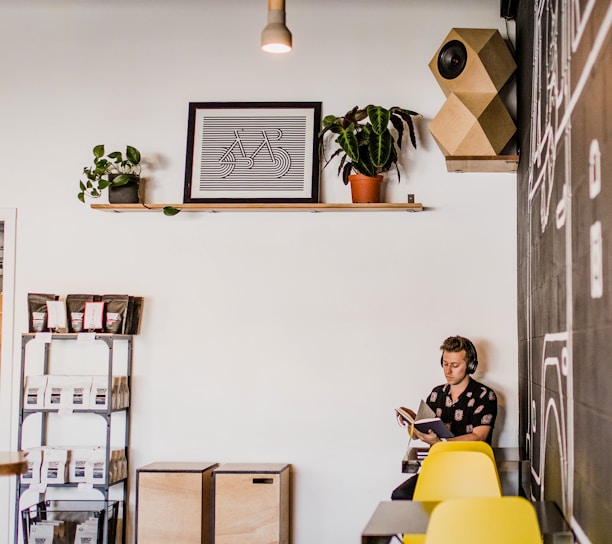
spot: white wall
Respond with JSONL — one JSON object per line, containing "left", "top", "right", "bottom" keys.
{"left": 0, "top": 1, "right": 518, "bottom": 543}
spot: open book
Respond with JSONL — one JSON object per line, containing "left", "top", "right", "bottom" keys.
{"left": 395, "top": 399, "right": 454, "bottom": 439}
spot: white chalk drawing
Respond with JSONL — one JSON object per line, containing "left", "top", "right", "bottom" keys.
{"left": 526, "top": 0, "right": 611, "bottom": 539}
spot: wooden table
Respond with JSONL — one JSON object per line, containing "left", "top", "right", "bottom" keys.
{"left": 0, "top": 451, "right": 27, "bottom": 476}
{"left": 361, "top": 501, "right": 437, "bottom": 543}
{"left": 361, "top": 500, "right": 574, "bottom": 544}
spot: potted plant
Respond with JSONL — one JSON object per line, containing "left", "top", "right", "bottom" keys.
{"left": 77, "top": 144, "right": 143, "bottom": 204}
{"left": 318, "top": 105, "right": 419, "bottom": 203}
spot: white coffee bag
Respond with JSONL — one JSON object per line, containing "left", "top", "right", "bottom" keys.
{"left": 24, "top": 375, "right": 47, "bottom": 409}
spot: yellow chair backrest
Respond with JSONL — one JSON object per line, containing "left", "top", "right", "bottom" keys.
{"left": 413, "top": 451, "right": 502, "bottom": 501}
{"left": 424, "top": 496, "right": 542, "bottom": 544}
{"left": 426, "top": 441, "right": 501, "bottom": 489}
{"left": 427, "top": 440, "right": 495, "bottom": 463}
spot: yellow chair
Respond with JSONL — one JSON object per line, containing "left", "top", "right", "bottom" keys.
{"left": 427, "top": 439, "right": 495, "bottom": 463}
{"left": 413, "top": 450, "right": 502, "bottom": 501}
{"left": 426, "top": 441, "right": 501, "bottom": 489}
{"left": 423, "top": 496, "right": 542, "bottom": 544}
{"left": 402, "top": 451, "right": 502, "bottom": 544}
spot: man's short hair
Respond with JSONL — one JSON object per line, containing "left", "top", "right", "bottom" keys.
{"left": 440, "top": 335, "right": 476, "bottom": 361}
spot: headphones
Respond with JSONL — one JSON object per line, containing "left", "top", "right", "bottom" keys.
{"left": 440, "top": 337, "right": 479, "bottom": 375}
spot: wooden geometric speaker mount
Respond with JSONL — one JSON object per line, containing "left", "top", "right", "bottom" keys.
{"left": 429, "top": 28, "right": 517, "bottom": 160}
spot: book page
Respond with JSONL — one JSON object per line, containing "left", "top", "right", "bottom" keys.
{"left": 416, "top": 399, "right": 436, "bottom": 421}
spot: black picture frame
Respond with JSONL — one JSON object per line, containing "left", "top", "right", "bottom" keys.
{"left": 183, "top": 101, "right": 322, "bottom": 203}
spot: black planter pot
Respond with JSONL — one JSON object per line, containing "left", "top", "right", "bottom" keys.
{"left": 108, "top": 174, "right": 142, "bottom": 204}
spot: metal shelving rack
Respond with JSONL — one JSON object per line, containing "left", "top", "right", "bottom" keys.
{"left": 15, "top": 333, "right": 132, "bottom": 544}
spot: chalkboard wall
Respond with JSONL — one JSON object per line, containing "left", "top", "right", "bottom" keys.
{"left": 516, "top": 0, "right": 611, "bottom": 541}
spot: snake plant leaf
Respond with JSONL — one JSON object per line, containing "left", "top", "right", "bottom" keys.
{"left": 337, "top": 124, "right": 360, "bottom": 162}
{"left": 368, "top": 128, "right": 392, "bottom": 168}
{"left": 367, "top": 105, "right": 390, "bottom": 136}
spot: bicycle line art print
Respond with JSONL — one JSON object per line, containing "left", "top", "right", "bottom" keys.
{"left": 183, "top": 103, "right": 321, "bottom": 203}
{"left": 212, "top": 126, "right": 293, "bottom": 181}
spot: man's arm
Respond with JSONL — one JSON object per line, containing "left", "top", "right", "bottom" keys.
{"left": 413, "top": 424, "right": 492, "bottom": 445}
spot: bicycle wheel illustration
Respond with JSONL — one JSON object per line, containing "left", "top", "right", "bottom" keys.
{"left": 270, "top": 147, "right": 291, "bottom": 177}
{"left": 216, "top": 149, "right": 236, "bottom": 178}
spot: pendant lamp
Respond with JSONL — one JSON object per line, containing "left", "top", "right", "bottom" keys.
{"left": 261, "top": 0, "right": 292, "bottom": 53}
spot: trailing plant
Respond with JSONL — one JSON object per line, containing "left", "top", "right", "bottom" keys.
{"left": 77, "top": 144, "right": 142, "bottom": 202}
{"left": 318, "top": 105, "right": 419, "bottom": 184}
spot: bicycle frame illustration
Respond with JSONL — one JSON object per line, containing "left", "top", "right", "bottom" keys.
{"left": 217, "top": 128, "right": 291, "bottom": 178}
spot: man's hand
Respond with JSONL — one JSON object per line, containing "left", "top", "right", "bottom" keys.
{"left": 413, "top": 428, "right": 443, "bottom": 445}
{"left": 396, "top": 407, "right": 417, "bottom": 427}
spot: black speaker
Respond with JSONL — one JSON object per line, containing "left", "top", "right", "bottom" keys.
{"left": 500, "top": 0, "right": 519, "bottom": 20}
{"left": 437, "top": 40, "right": 467, "bottom": 80}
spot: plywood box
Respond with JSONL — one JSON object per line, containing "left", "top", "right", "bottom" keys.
{"left": 213, "top": 463, "right": 290, "bottom": 544}
{"left": 136, "top": 462, "right": 217, "bottom": 544}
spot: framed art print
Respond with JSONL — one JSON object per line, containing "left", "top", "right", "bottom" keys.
{"left": 183, "top": 101, "right": 322, "bottom": 203}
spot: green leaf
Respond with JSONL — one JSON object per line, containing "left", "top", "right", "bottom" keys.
{"left": 341, "top": 162, "right": 353, "bottom": 185}
{"left": 367, "top": 105, "right": 390, "bottom": 135}
{"left": 389, "top": 114, "right": 405, "bottom": 149}
{"left": 110, "top": 174, "right": 130, "bottom": 186}
{"left": 77, "top": 192, "right": 85, "bottom": 203}
{"left": 337, "top": 124, "right": 360, "bottom": 162}
{"left": 322, "top": 115, "right": 338, "bottom": 129}
{"left": 355, "top": 159, "right": 376, "bottom": 177}
{"left": 107, "top": 151, "right": 123, "bottom": 161}
{"left": 126, "top": 145, "right": 141, "bottom": 165}
{"left": 368, "top": 128, "right": 392, "bottom": 168}
{"left": 392, "top": 109, "right": 418, "bottom": 149}
{"left": 93, "top": 145, "right": 104, "bottom": 159}
{"left": 98, "top": 179, "right": 112, "bottom": 190}
{"left": 163, "top": 206, "right": 181, "bottom": 216}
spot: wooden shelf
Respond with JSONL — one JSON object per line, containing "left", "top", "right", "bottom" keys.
{"left": 445, "top": 155, "right": 519, "bottom": 173}
{"left": 91, "top": 202, "right": 424, "bottom": 213}
{"left": 0, "top": 451, "right": 28, "bottom": 476}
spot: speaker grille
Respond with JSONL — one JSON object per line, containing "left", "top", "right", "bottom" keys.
{"left": 437, "top": 40, "right": 468, "bottom": 80}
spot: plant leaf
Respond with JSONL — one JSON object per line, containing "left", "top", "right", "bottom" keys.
{"left": 93, "top": 145, "right": 104, "bottom": 159}
{"left": 341, "top": 162, "right": 353, "bottom": 185}
{"left": 367, "top": 105, "right": 390, "bottom": 135}
{"left": 368, "top": 128, "right": 392, "bottom": 168}
{"left": 389, "top": 114, "right": 404, "bottom": 149}
{"left": 126, "top": 145, "right": 141, "bottom": 165}
{"left": 163, "top": 206, "right": 181, "bottom": 216}
{"left": 393, "top": 109, "right": 418, "bottom": 149}
{"left": 110, "top": 174, "right": 132, "bottom": 186}
{"left": 107, "top": 151, "right": 123, "bottom": 161}
{"left": 337, "top": 124, "right": 360, "bottom": 162}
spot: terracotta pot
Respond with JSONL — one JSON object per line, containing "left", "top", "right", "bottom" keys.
{"left": 108, "top": 174, "right": 142, "bottom": 204}
{"left": 348, "top": 174, "right": 383, "bottom": 203}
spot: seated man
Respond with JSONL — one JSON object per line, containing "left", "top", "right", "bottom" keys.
{"left": 391, "top": 335, "right": 497, "bottom": 500}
